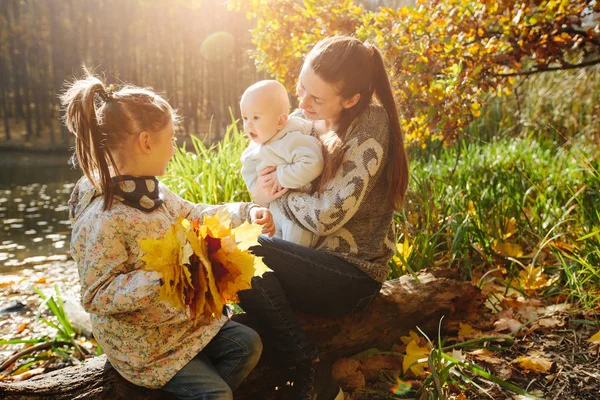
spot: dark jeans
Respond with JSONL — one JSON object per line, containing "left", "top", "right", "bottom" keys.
{"left": 160, "top": 320, "right": 262, "bottom": 400}
{"left": 237, "top": 236, "right": 382, "bottom": 367}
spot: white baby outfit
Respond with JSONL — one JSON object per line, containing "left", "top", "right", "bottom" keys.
{"left": 241, "top": 117, "right": 323, "bottom": 246}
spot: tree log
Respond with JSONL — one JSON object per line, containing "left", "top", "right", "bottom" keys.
{"left": 0, "top": 268, "right": 485, "bottom": 399}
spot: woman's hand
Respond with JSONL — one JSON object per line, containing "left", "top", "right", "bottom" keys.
{"left": 249, "top": 207, "right": 276, "bottom": 237}
{"left": 251, "top": 166, "right": 288, "bottom": 206}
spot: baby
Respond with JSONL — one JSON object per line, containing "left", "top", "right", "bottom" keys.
{"left": 240, "top": 80, "right": 323, "bottom": 247}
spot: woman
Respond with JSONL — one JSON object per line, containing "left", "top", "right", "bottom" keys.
{"left": 238, "top": 36, "right": 409, "bottom": 400}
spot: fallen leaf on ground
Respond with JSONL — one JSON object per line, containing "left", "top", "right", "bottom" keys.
{"left": 332, "top": 358, "right": 365, "bottom": 390}
{"left": 470, "top": 348, "right": 504, "bottom": 365}
{"left": 513, "top": 354, "right": 553, "bottom": 373}
{"left": 518, "top": 265, "right": 559, "bottom": 291}
{"left": 458, "top": 322, "right": 476, "bottom": 339}
{"left": 492, "top": 240, "right": 523, "bottom": 257}
{"left": 534, "top": 317, "right": 564, "bottom": 329}
{"left": 359, "top": 354, "right": 403, "bottom": 380}
{"left": 403, "top": 340, "right": 430, "bottom": 377}
{"left": 494, "top": 309, "right": 523, "bottom": 333}
{"left": 587, "top": 331, "right": 600, "bottom": 344}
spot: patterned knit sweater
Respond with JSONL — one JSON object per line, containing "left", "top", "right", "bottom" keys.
{"left": 278, "top": 104, "right": 396, "bottom": 283}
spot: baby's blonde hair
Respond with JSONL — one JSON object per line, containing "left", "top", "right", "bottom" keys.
{"left": 240, "top": 80, "right": 290, "bottom": 116}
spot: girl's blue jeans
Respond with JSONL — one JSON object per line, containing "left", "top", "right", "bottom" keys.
{"left": 160, "top": 320, "right": 262, "bottom": 400}
{"left": 238, "top": 236, "right": 382, "bottom": 367}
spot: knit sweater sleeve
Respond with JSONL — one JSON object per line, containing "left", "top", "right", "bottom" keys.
{"left": 279, "top": 106, "right": 389, "bottom": 236}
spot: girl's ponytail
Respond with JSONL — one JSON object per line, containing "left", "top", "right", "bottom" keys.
{"left": 61, "top": 67, "right": 177, "bottom": 211}
{"left": 370, "top": 46, "right": 409, "bottom": 210}
{"left": 61, "top": 69, "right": 119, "bottom": 210}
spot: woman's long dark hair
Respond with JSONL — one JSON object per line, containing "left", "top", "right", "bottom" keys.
{"left": 307, "top": 36, "right": 408, "bottom": 210}
{"left": 60, "top": 66, "right": 179, "bottom": 210}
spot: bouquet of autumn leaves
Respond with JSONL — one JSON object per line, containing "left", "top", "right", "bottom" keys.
{"left": 137, "top": 209, "right": 267, "bottom": 324}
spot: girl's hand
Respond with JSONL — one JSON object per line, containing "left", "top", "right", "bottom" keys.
{"left": 252, "top": 167, "right": 288, "bottom": 206}
{"left": 250, "top": 207, "right": 276, "bottom": 237}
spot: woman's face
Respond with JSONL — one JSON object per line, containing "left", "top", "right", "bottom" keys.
{"left": 296, "top": 63, "right": 347, "bottom": 122}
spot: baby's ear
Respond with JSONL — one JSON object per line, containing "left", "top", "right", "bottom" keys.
{"left": 277, "top": 113, "right": 289, "bottom": 129}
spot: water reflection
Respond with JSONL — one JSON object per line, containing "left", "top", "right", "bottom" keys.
{"left": 0, "top": 152, "right": 81, "bottom": 272}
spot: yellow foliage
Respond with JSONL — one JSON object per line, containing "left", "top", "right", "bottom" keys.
{"left": 139, "top": 218, "right": 193, "bottom": 311}
{"left": 402, "top": 340, "right": 430, "bottom": 377}
{"left": 138, "top": 211, "right": 265, "bottom": 324}
{"left": 492, "top": 240, "right": 524, "bottom": 258}
{"left": 518, "top": 264, "right": 559, "bottom": 291}
{"left": 588, "top": 331, "right": 600, "bottom": 344}
{"left": 231, "top": 0, "right": 598, "bottom": 147}
{"left": 512, "top": 354, "right": 553, "bottom": 373}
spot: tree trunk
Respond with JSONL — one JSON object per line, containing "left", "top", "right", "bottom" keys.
{"left": 0, "top": 269, "right": 485, "bottom": 400}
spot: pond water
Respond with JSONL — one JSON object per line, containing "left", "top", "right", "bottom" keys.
{"left": 0, "top": 152, "right": 82, "bottom": 272}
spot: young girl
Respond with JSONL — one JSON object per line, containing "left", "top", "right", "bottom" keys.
{"left": 238, "top": 36, "right": 409, "bottom": 400}
{"left": 62, "top": 69, "right": 272, "bottom": 400}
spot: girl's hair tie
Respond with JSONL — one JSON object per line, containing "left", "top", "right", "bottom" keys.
{"left": 99, "top": 84, "right": 116, "bottom": 102}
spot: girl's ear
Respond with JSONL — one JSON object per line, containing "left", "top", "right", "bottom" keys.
{"left": 277, "top": 113, "right": 289, "bottom": 130}
{"left": 342, "top": 93, "right": 361, "bottom": 109}
{"left": 138, "top": 131, "right": 152, "bottom": 154}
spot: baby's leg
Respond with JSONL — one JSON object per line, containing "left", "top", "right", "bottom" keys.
{"left": 268, "top": 202, "right": 284, "bottom": 240}
{"left": 281, "top": 217, "right": 313, "bottom": 247}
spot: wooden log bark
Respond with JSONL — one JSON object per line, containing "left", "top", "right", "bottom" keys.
{"left": 0, "top": 268, "right": 485, "bottom": 400}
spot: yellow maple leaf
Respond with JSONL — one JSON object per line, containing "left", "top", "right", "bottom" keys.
{"left": 492, "top": 240, "right": 523, "bottom": 258}
{"left": 254, "top": 256, "right": 270, "bottom": 277}
{"left": 232, "top": 221, "right": 262, "bottom": 250}
{"left": 587, "top": 331, "right": 600, "bottom": 344}
{"left": 403, "top": 340, "right": 430, "bottom": 377}
{"left": 518, "top": 265, "right": 559, "bottom": 291}
{"left": 400, "top": 330, "right": 421, "bottom": 345}
{"left": 513, "top": 354, "right": 552, "bottom": 373}
{"left": 200, "top": 209, "right": 232, "bottom": 239}
{"left": 138, "top": 218, "right": 193, "bottom": 311}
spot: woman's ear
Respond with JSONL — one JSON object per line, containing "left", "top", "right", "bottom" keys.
{"left": 137, "top": 131, "right": 152, "bottom": 154}
{"left": 277, "top": 113, "right": 289, "bottom": 130}
{"left": 342, "top": 93, "right": 361, "bottom": 109}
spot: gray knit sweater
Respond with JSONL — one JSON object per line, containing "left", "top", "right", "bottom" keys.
{"left": 278, "top": 104, "right": 395, "bottom": 283}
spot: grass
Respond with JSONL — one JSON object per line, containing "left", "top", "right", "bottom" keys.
{"left": 162, "top": 109, "right": 251, "bottom": 205}
{"left": 0, "top": 285, "right": 96, "bottom": 378}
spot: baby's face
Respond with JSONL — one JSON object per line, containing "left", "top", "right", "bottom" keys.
{"left": 240, "top": 98, "right": 281, "bottom": 145}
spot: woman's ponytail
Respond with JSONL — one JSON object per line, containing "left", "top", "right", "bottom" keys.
{"left": 370, "top": 46, "right": 409, "bottom": 210}
{"left": 60, "top": 68, "right": 119, "bottom": 210}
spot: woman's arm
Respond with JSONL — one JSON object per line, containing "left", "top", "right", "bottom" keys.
{"left": 279, "top": 107, "right": 390, "bottom": 236}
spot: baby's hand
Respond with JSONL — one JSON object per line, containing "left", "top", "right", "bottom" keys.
{"left": 250, "top": 207, "right": 276, "bottom": 237}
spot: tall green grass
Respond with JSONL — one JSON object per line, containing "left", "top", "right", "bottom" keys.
{"left": 162, "top": 111, "right": 251, "bottom": 204}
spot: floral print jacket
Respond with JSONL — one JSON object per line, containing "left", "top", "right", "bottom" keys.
{"left": 69, "top": 176, "right": 254, "bottom": 388}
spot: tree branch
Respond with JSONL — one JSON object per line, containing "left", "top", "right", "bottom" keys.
{"left": 496, "top": 58, "right": 600, "bottom": 77}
